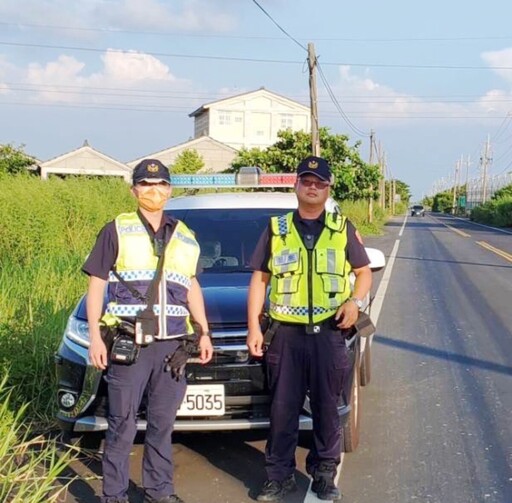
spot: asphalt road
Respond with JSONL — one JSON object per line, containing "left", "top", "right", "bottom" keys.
{"left": 59, "top": 213, "right": 512, "bottom": 503}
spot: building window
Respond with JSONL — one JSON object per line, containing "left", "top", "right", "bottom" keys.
{"left": 280, "top": 113, "right": 293, "bottom": 129}
{"left": 256, "top": 130, "right": 265, "bottom": 136}
{"left": 218, "top": 111, "right": 232, "bottom": 125}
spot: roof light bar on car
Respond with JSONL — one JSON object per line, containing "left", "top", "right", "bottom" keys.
{"left": 169, "top": 169, "right": 297, "bottom": 188}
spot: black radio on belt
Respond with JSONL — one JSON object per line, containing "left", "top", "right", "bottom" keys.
{"left": 110, "top": 334, "right": 140, "bottom": 364}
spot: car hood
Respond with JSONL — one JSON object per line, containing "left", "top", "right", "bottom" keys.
{"left": 200, "top": 272, "right": 251, "bottom": 325}
{"left": 75, "top": 272, "right": 253, "bottom": 327}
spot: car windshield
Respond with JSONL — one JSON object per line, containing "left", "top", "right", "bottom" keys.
{"left": 413, "top": 205, "right": 424, "bottom": 210}
{"left": 168, "top": 208, "right": 290, "bottom": 273}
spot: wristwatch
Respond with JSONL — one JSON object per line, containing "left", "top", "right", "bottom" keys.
{"left": 349, "top": 297, "right": 364, "bottom": 309}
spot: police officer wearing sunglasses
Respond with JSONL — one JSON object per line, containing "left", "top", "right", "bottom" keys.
{"left": 84, "top": 159, "right": 213, "bottom": 503}
{"left": 247, "top": 156, "right": 372, "bottom": 501}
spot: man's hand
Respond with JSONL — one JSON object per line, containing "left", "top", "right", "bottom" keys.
{"left": 198, "top": 334, "right": 214, "bottom": 364}
{"left": 247, "top": 328, "right": 264, "bottom": 357}
{"left": 89, "top": 337, "right": 108, "bottom": 370}
{"left": 334, "top": 299, "right": 359, "bottom": 329}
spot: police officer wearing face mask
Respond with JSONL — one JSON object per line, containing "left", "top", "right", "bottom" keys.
{"left": 84, "top": 159, "right": 214, "bottom": 503}
{"left": 247, "top": 156, "right": 372, "bottom": 502}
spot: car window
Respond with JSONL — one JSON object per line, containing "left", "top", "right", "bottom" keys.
{"left": 168, "top": 208, "right": 289, "bottom": 273}
{"left": 413, "top": 205, "right": 424, "bottom": 210}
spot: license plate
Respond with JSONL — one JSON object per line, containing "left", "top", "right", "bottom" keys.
{"left": 177, "top": 384, "right": 225, "bottom": 416}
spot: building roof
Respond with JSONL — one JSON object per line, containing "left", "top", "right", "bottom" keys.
{"left": 188, "top": 87, "right": 310, "bottom": 117}
{"left": 127, "top": 136, "right": 237, "bottom": 168}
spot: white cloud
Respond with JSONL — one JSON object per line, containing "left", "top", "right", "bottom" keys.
{"left": 0, "top": 0, "right": 236, "bottom": 34}
{"left": 99, "top": 0, "right": 236, "bottom": 32}
{"left": 322, "top": 65, "right": 498, "bottom": 124}
{"left": 15, "top": 51, "right": 190, "bottom": 106}
{"left": 481, "top": 47, "right": 512, "bottom": 84}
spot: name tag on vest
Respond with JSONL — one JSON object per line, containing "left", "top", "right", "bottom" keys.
{"left": 274, "top": 253, "right": 299, "bottom": 266}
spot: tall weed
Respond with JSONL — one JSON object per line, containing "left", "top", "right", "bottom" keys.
{"left": 0, "top": 373, "right": 77, "bottom": 503}
{"left": 0, "top": 175, "right": 134, "bottom": 423}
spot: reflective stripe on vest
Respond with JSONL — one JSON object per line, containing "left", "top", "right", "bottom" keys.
{"left": 105, "top": 212, "right": 199, "bottom": 339}
{"left": 268, "top": 211, "right": 351, "bottom": 324}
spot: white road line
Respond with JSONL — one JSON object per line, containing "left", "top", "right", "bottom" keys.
{"left": 371, "top": 237, "right": 400, "bottom": 326}
{"left": 303, "top": 453, "right": 345, "bottom": 503}
{"left": 399, "top": 215, "right": 408, "bottom": 237}
{"left": 302, "top": 223, "right": 403, "bottom": 502}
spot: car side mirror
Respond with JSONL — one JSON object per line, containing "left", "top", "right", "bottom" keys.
{"left": 365, "top": 247, "right": 386, "bottom": 272}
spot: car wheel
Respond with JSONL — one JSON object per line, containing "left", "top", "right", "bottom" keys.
{"left": 360, "top": 341, "right": 371, "bottom": 386}
{"left": 342, "top": 354, "right": 361, "bottom": 453}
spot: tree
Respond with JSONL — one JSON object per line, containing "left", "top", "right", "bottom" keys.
{"left": 229, "top": 128, "right": 381, "bottom": 201}
{"left": 170, "top": 149, "right": 205, "bottom": 174}
{"left": 432, "top": 190, "right": 453, "bottom": 213}
{"left": 0, "top": 144, "right": 35, "bottom": 175}
{"left": 492, "top": 183, "right": 512, "bottom": 200}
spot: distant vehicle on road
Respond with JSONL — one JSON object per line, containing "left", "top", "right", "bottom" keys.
{"left": 411, "top": 204, "right": 425, "bottom": 217}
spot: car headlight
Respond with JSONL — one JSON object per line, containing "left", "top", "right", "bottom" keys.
{"left": 58, "top": 390, "right": 78, "bottom": 410}
{"left": 64, "top": 316, "right": 90, "bottom": 348}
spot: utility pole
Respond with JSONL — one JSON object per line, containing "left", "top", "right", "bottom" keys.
{"left": 379, "top": 144, "right": 385, "bottom": 209}
{"left": 308, "top": 43, "right": 320, "bottom": 156}
{"left": 367, "top": 129, "right": 375, "bottom": 223}
{"left": 391, "top": 178, "right": 396, "bottom": 215}
{"left": 464, "top": 154, "right": 471, "bottom": 212}
{"left": 451, "top": 158, "right": 460, "bottom": 214}
{"left": 481, "top": 135, "right": 491, "bottom": 203}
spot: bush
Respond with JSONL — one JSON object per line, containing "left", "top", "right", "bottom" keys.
{"left": 470, "top": 197, "right": 512, "bottom": 227}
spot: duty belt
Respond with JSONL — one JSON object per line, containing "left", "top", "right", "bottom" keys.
{"left": 275, "top": 316, "right": 337, "bottom": 335}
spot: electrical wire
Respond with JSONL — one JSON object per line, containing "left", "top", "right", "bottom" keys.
{"left": 2, "top": 40, "right": 512, "bottom": 70}
{"left": 316, "top": 63, "right": 370, "bottom": 137}
{"left": 250, "top": 0, "right": 307, "bottom": 52}
{"left": 3, "top": 21, "right": 512, "bottom": 43}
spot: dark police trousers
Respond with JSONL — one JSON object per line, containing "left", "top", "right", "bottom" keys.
{"left": 264, "top": 324, "right": 351, "bottom": 481}
{"left": 102, "top": 339, "right": 186, "bottom": 502}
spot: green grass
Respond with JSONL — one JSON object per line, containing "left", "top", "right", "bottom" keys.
{"left": 0, "top": 175, "right": 134, "bottom": 424}
{"left": 0, "top": 373, "right": 77, "bottom": 502}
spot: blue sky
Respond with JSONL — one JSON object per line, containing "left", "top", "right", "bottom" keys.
{"left": 1, "top": 0, "right": 512, "bottom": 200}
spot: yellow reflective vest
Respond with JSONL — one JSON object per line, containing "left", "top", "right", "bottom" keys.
{"left": 268, "top": 211, "right": 352, "bottom": 324}
{"left": 104, "top": 212, "right": 200, "bottom": 339}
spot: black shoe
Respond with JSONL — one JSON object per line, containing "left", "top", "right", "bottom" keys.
{"left": 311, "top": 462, "right": 341, "bottom": 501}
{"left": 256, "top": 475, "right": 297, "bottom": 502}
{"left": 144, "top": 496, "right": 185, "bottom": 503}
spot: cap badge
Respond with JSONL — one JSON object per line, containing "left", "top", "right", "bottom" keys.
{"left": 308, "top": 160, "right": 318, "bottom": 169}
{"left": 147, "top": 163, "right": 159, "bottom": 173}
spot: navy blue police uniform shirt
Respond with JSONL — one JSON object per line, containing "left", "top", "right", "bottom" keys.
{"left": 249, "top": 210, "right": 370, "bottom": 273}
{"left": 82, "top": 211, "right": 190, "bottom": 279}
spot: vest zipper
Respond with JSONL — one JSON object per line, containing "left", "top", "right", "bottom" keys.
{"left": 307, "top": 248, "right": 313, "bottom": 325}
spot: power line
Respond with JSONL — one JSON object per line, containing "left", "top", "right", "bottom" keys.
{"left": 250, "top": 0, "right": 307, "bottom": 52}
{"left": 2, "top": 21, "right": 512, "bottom": 43}
{"left": 9, "top": 82, "right": 512, "bottom": 105}
{"left": 3, "top": 41, "right": 512, "bottom": 70}
{"left": 316, "top": 63, "right": 370, "bottom": 138}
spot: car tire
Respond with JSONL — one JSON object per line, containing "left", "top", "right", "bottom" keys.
{"left": 342, "top": 354, "right": 361, "bottom": 453}
{"left": 360, "top": 341, "right": 371, "bottom": 387}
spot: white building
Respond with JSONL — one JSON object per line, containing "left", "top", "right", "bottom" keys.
{"left": 189, "top": 88, "right": 311, "bottom": 150}
{"left": 37, "top": 141, "right": 132, "bottom": 181}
